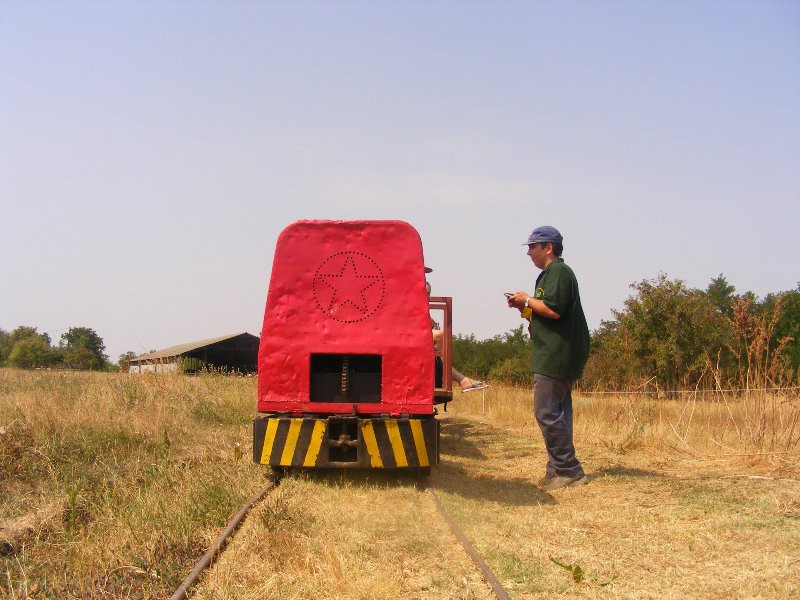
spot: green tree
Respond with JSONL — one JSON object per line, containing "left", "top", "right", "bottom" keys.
{"left": 8, "top": 336, "right": 55, "bottom": 368}
{"left": 706, "top": 274, "right": 736, "bottom": 317}
{"left": 0, "top": 328, "right": 10, "bottom": 363}
{"left": 582, "top": 319, "right": 640, "bottom": 390}
{"left": 702, "top": 274, "right": 744, "bottom": 378}
{"left": 8, "top": 326, "right": 51, "bottom": 348}
{"left": 4, "top": 326, "right": 56, "bottom": 368}
{"left": 487, "top": 354, "right": 530, "bottom": 386}
{"left": 453, "top": 325, "right": 532, "bottom": 385}
{"left": 486, "top": 326, "right": 533, "bottom": 385}
{"left": 617, "top": 273, "right": 731, "bottom": 390}
{"left": 64, "top": 346, "right": 99, "bottom": 370}
{"left": 758, "top": 290, "right": 800, "bottom": 381}
{"left": 59, "top": 327, "right": 108, "bottom": 370}
{"left": 117, "top": 351, "right": 138, "bottom": 372}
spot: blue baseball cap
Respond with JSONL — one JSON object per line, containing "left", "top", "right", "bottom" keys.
{"left": 523, "top": 225, "right": 563, "bottom": 246}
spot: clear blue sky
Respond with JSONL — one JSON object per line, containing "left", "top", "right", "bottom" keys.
{"left": 2, "top": 1, "right": 798, "bottom": 363}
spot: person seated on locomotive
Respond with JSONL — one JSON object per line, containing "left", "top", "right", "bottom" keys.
{"left": 425, "top": 270, "right": 488, "bottom": 393}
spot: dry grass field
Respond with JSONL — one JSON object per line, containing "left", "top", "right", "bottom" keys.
{"left": 1, "top": 368, "right": 798, "bottom": 599}
{"left": 438, "top": 386, "right": 800, "bottom": 599}
{"left": 0, "top": 369, "right": 263, "bottom": 599}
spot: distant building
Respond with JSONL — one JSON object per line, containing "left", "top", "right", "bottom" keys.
{"left": 129, "top": 332, "right": 259, "bottom": 374}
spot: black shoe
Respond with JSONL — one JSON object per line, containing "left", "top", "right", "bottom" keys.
{"left": 538, "top": 474, "right": 588, "bottom": 491}
{"left": 537, "top": 476, "right": 555, "bottom": 488}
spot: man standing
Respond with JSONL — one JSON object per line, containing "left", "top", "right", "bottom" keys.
{"left": 508, "top": 226, "right": 590, "bottom": 491}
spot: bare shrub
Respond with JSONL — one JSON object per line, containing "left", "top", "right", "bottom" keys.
{"left": 724, "top": 296, "right": 800, "bottom": 451}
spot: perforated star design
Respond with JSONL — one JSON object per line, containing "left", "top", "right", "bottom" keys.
{"left": 313, "top": 252, "right": 385, "bottom": 323}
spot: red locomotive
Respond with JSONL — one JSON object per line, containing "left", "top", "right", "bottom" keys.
{"left": 252, "top": 220, "right": 452, "bottom": 472}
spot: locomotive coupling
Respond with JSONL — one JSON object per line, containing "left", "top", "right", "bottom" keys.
{"left": 329, "top": 433, "right": 359, "bottom": 448}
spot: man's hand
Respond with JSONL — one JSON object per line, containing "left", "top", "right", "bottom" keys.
{"left": 508, "top": 290, "right": 560, "bottom": 319}
{"left": 508, "top": 291, "right": 530, "bottom": 311}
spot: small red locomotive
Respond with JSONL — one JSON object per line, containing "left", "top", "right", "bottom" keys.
{"left": 252, "top": 220, "right": 452, "bottom": 472}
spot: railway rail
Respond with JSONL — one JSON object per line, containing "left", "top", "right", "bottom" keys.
{"left": 170, "top": 477, "right": 512, "bottom": 600}
{"left": 169, "top": 480, "right": 275, "bottom": 600}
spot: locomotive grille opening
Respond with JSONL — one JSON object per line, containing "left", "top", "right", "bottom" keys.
{"left": 310, "top": 354, "right": 382, "bottom": 403}
{"left": 328, "top": 419, "right": 359, "bottom": 463}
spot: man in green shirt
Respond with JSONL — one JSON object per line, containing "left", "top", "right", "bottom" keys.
{"left": 508, "top": 226, "right": 590, "bottom": 491}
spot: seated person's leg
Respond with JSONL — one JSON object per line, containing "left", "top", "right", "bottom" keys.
{"left": 452, "top": 367, "right": 488, "bottom": 392}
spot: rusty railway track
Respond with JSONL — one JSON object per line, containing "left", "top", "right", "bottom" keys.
{"left": 169, "top": 480, "right": 275, "bottom": 600}
{"left": 170, "top": 477, "right": 512, "bottom": 600}
{"left": 429, "top": 488, "right": 513, "bottom": 600}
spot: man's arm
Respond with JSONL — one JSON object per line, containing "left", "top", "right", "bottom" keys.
{"left": 508, "top": 291, "right": 560, "bottom": 320}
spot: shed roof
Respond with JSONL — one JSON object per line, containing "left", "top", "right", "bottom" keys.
{"left": 131, "top": 332, "right": 257, "bottom": 362}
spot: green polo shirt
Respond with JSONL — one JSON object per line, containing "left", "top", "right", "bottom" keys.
{"left": 528, "top": 258, "right": 590, "bottom": 381}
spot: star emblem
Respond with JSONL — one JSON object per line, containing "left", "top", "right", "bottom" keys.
{"left": 313, "top": 252, "right": 385, "bottom": 322}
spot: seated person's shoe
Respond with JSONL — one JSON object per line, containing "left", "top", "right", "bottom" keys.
{"left": 461, "top": 380, "right": 488, "bottom": 393}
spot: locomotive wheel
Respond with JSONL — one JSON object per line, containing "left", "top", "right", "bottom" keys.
{"left": 412, "top": 466, "right": 431, "bottom": 490}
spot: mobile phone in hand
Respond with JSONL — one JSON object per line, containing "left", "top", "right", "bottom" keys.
{"left": 504, "top": 292, "right": 513, "bottom": 298}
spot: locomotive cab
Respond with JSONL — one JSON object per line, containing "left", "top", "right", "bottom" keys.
{"left": 253, "top": 220, "right": 451, "bottom": 471}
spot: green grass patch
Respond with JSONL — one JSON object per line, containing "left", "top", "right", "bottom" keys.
{"left": 486, "top": 549, "right": 547, "bottom": 593}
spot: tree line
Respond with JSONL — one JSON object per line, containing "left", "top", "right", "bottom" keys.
{"left": 453, "top": 274, "right": 799, "bottom": 391}
{"left": 0, "top": 326, "right": 110, "bottom": 370}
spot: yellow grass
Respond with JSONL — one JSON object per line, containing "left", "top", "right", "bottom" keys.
{"left": 191, "top": 473, "right": 494, "bottom": 600}
{"left": 2, "top": 370, "right": 799, "bottom": 599}
{"left": 0, "top": 368, "right": 263, "bottom": 598}
{"left": 449, "top": 384, "right": 800, "bottom": 477}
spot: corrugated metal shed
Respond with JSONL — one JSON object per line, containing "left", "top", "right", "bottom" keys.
{"left": 132, "top": 332, "right": 251, "bottom": 361}
{"left": 130, "top": 332, "right": 259, "bottom": 374}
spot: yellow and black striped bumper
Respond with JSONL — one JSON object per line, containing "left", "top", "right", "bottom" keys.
{"left": 253, "top": 416, "right": 440, "bottom": 469}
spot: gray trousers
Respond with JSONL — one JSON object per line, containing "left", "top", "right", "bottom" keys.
{"left": 533, "top": 374, "right": 584, "bottom": 478}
